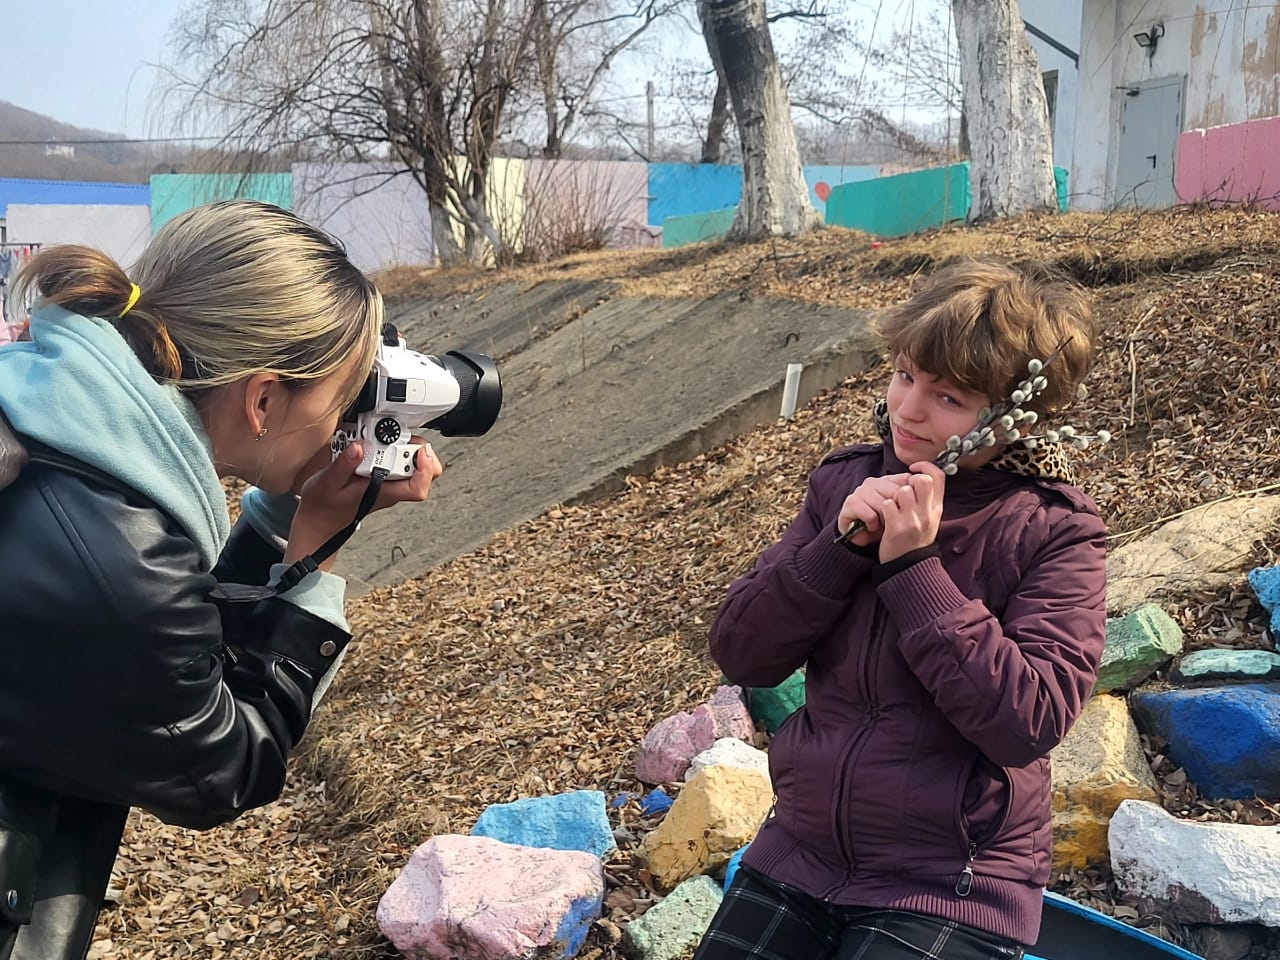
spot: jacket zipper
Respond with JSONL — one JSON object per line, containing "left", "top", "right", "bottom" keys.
{"left": 955, "top": 841, "right": 977, "bottom": 896}
{"left": 956, "top": 766, "right": 1012, "bottom": 897}
{"left": 832, "top": 606, "right": 885, "bottom": 865}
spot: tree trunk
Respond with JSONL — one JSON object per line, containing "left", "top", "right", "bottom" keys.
{"left": 700, "top": 73, "right": 731, "bottom": 164}
{"left": 952, "top": 0, "right": 1056, "bottom": 221}
{"left": 430, "top": 198, "right": 463, "bottom": 266}
{"left": 697, "top": 0, "right": 819, "bottom": 240}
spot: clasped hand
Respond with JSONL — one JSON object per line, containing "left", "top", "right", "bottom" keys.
{"left": 836, "top": 462, "right": 946, "bottom": 563}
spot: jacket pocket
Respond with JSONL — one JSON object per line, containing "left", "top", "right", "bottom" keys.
{"left": 956, "top": 756, "right": 1013, "bottom": 852}
{"left": 0, "top": 820, "right": 39, "bottom": 926}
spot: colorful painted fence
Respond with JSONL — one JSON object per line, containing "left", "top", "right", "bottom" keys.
{"left": 825, "top": 163, "right": 1068, "bottom": 238}
{"left": 647, "top": 163, "right": 881, "bottom": 230}
{"left": 150, "top": 173, "right": 294, "bottom": 232}
{"left": 662, "top": 163, "right": 1069, "bottom": 248}
{"left": 825, "top": 163, "right": 972, "bottom": 237}
{"left": 646, "top": 163, "right": 742, "bottom": 230}
{"left": 522, "top": 159, "right": 653, "bottom": 253}
{"left": 0, "top": 178, "right": 150, "bottom": 218}
{"left": 292, "top": 163, "right": 436, "bottom": 274}
{"left": 7, "top": 204, "right": 152, "bottom": 270}
{"left": 1175, "top": 115, "right": 1280, "bottom": 210}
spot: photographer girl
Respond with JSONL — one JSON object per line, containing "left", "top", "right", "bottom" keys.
{"left": 698, "top": 262, "right": 1107, "bottom": 960}
{"left": 0, "top": 201, "right": 441, "bottom": 958}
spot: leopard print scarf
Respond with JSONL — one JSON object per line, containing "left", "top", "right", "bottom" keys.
{"left": 872, "top": 398, "right": 1076, "bottom": 485}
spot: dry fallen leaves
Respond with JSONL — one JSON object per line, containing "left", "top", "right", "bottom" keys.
{"left": 124, "top": 206, "right": 1280, "bottom": 959}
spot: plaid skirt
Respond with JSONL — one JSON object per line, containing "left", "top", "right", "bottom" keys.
{"left": 693, "top": 867, "right": 1025, "bottom": 960}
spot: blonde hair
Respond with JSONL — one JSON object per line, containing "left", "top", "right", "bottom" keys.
{"left": 878, "top": 260, "right": 1096, "bottom": 413}
{"left": 13, "top": 200, "right": 381, "bottom": 410}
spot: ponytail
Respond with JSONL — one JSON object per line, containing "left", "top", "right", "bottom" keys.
{"left": 14, "top": 246, "right": 184, "bottom": 382}
{"left": 12, "top": 202, "right": 381, "bottom": 409}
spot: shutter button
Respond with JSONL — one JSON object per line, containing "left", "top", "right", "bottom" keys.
{"left": 319, "top": 640, "right": 338, "bottom": 657}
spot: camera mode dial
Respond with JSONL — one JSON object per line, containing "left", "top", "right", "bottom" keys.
{"left": 374, "top": 417, "right": 402, "bottom": 445}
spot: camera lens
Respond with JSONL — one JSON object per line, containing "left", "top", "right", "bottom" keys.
{"left": 424, "top": 350, "right": 502, "bottom": 436}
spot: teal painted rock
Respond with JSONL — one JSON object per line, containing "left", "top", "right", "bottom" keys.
{"left": 744, "top": 670, "right": 805, "bottom": 734}
{"left": 1095, "top": 605, "right": 1184, "bottom": 694}
{"left": 1171, "top": 648, "right": 1280, "bottom": 684}
{"left": 623, "top": 875, "right": 724, "bottom": 960}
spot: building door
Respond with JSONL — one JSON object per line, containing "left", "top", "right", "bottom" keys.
{"left": 1115, "top": 75, "right": 1185, "bottom": 208}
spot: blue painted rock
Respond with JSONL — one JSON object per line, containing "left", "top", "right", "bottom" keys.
{"left": 1248, "top": 566, "right": 1280, "bottom": 645}
{"left": 1130, "top": 685, "right": 1280, "bottom": 799}
{"left": 472, "top": 789, "right": 616, "bottom": 859}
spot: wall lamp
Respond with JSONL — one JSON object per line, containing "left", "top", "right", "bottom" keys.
{"left": 1133, "top": 23, "right": 1165, "bottom": 56}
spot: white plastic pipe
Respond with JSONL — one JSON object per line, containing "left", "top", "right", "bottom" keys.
{"left": 780, "top": 363, "right": 803, "bottom": 419}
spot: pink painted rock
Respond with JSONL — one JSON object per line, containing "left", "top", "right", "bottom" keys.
{"left": 635, "top": 706, "right": 717, "bottom": 784}
{"left": 377, "top": 835, "right": 604, "bottom": 960}
{"left": 635, "top": 687, "right": 756, "bottom": 784}
{"left": 707, "top": 685, "right": 755, "bottom": 741}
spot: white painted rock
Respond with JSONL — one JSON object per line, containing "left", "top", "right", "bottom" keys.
{"left": 377, "top": 835, "right": 604, "bottom": 960}
{"left": 1109, "top": 800, "right": 1280, "bottom": 925}
{"left": 685, "top": 737, "right": 771, "bottom": 783}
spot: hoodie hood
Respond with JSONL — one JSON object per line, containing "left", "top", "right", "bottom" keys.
{"left": 0, "top": 305, "right": 229, "bottom": 569}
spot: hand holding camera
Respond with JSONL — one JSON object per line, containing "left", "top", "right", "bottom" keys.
{"left": 285, "top": 438, "right": 444, "bottom": 571}
{"left": 332, "top": 323, "right": 502, "bottom": 480}
{"left": 280, "top": 323, "right": 502, "bottom": 575}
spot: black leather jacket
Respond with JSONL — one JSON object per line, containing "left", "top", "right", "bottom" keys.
{"left": 0, "top": 418, "right": 351, "bottom": 958}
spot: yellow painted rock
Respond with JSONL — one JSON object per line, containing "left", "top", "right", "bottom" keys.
{"left": 640, "top": 765, "right": 773, "bottom": 890}
{"left": 1051, "top": 694, "right": 1159, "bottom": 870}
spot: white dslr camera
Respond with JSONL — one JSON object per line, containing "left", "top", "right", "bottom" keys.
{"left": 334, "top": 323, "right": 502, "bottom": 479}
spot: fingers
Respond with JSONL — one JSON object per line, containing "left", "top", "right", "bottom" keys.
{"left": 315, "top": 441, "right": 364, "bottom": 494}
{"left": 374, "top": 441, "right": 442, "bottom": 509}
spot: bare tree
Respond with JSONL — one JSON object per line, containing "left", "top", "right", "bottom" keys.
{"left": 530, "top": 0, "right": 677, "bottom": 158}
{"left": 167, "top": 0, "right": 666, "bottom": 265}
{"left": 951, "top": 0, "right": 1056, "bottom": 219}
{"left": 697, "top": 0, "right": 820, "bottom": 239}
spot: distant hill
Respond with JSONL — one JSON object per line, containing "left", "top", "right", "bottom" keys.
{"left": 0, "top": 100, "right": 196, "bottom": 184}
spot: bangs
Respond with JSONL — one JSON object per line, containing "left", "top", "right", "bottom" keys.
{"left": 885, "top": 298, "right": 1019, "bottom": 403}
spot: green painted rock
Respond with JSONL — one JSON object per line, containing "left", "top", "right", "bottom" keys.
{"left": 743, "top": 670, "right": 805, "bottom": 734}
{"left": 1171, "top": 648, "right": 1280, "bottom": 684}
{"left": 623, "top": 874, "right": 724, "bottom": 960}
{"left": 1095, "top": 604, "right": 1184, "bottom": 693}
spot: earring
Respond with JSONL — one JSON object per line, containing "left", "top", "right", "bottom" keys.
{"left": 255, "top": 427, "right": 268, "bottom": 440}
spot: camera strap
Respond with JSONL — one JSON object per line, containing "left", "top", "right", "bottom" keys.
{"left": 273, "top": 467, "right": 389, "bottom": 592}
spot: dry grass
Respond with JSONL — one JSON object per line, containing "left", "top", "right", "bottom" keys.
{"left": 91, "top": 207, "right": 1280, "bottom": 959}
{"left": 378, "top": 206, "right": 1280, "bottom": 312}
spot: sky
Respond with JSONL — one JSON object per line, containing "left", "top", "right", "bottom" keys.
{"left": 2, "top": 0, "right": 187, "bottom": 138}
{"left": 0, "top": 0, "right": 921, "bottom": 146}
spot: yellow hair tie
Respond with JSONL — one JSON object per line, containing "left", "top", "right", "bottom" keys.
{"left": 119, "top": 283, "right": 142, "bottom": 318}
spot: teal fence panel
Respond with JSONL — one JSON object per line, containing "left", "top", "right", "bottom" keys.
{"left": 661, "top": 207, "right": 737, "bottom": 248}
{"left": 825, "top": 163, "right": 970, "bottom": 237}
{"left": 150, "top": 173, "right": 294, "bottom": 232}
{"left": 826, "top": 163, "right": 1070, "bottom": 237}
{"left": 1055, "top": 166, "right": 1069, "bottom": 212}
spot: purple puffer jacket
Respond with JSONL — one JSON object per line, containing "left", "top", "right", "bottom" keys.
{"left": 709, "top": 442, "right": 1107, "bottom": 946}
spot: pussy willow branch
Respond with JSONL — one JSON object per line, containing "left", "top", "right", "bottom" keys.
{"left": 832, "top": 339, "right": 1074, "bottom": 546}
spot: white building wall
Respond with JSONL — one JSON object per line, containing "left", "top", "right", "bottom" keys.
{"left": 1021, "top": 0, "right": 1081, "bottom": 179}
{"left": 1074, "top": 0, "right": 1280, "bottom": 209}
{"left": 7, "top": 204, "right": 152, "bottom": 269}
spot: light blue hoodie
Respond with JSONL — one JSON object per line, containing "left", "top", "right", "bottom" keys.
{"left": 0, "top": 305, "right": 348, "bottom": 631}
